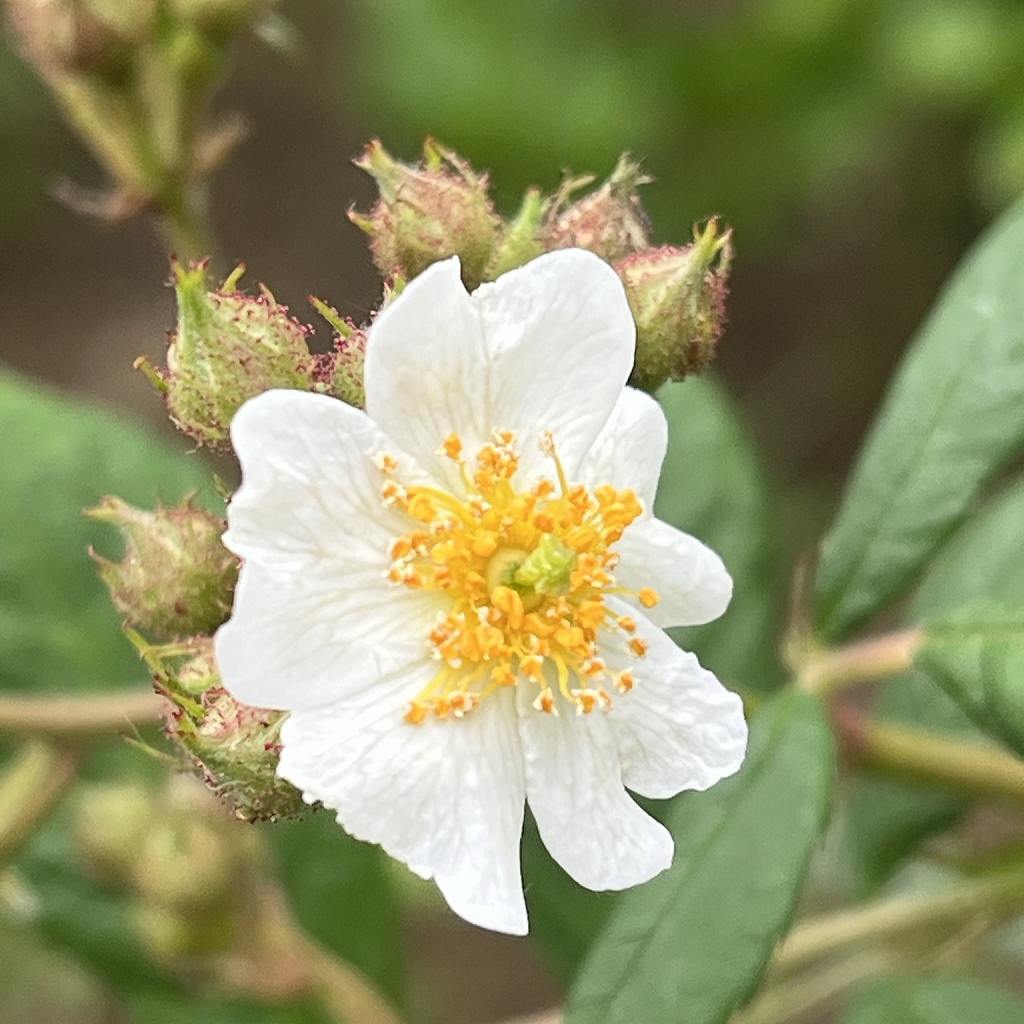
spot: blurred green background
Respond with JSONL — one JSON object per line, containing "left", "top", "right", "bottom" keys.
{"left": 3, "top": 0, "right": 1024, "bottom": 1020}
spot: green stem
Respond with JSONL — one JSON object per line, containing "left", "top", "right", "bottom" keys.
{"left": 156, "top": 179, "right": 216, "bottom": 262}
{"left": 0, "top": 742, "right": 79, "bottom": 862}
{"left": 798, "top": 628, "right": 921, "bottom": 697}
{"left": 735, "top": 950, "right": 890, "bottom": 1024}
{"left": 773, "top": 866, "right": 1024, "bottom": 976}
{"left": 0, "top": 690, "right": 162, "bottom": 737}
{"left": 836, "top": 706, "right": 1024, "bottom": 805}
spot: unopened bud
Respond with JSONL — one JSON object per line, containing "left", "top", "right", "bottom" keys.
{"left": 88, "top": 496, "right": 238, "bottom": 639}
{"left": 309, "top": 297, "right": 367, "bottom": 409}
{"left": 73, "top": 782, "right": 155, "bottom": 885}
{"left": 349, "top": 138, "right": 500, "bottom": 288}
{"left": 487, "top": 188, "right": 548, "bottom": 278}
{"left": 617, "top": 220, "right": 733, "bottom": 392}
{"left": 131, "top": 775, "right": 252, "bottom": 914}
{"left": 138, "top": 261, "right": 315, "bottom": 450}
{"left": 543, "top": 154, "right": 652, "bottom": 263}
{"left": 5, "top": 0, "right": 155, "bottom": 77}
{"left": 163, "top": 639, "right": 304, "bottom": 822}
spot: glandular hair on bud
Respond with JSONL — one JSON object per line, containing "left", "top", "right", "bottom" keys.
{"left": 349, "top": 138, "right": 501, "bottom": 289}
{"left": 309, "top": 296, "right": 367, "bottom": 409}
{"left": 543, "top": 153, "right": 652, "bottom": 264}
{"left": 162, "top": 639, "right": 305, "bottom": 822}
{"left": 617, "top": 219, "right": 733, "bottom": 392}
{"left": 139, "top": 260, "right": 315, "bottom": 450}
{"left": 88, "top": 496, "right": 238, "bottom": 640}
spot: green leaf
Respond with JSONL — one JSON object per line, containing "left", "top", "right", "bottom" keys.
{"left": 655, "top": 377, "right": 780, "bottom": 689}
{"left": 815, "top": 200, "right": 1024, "bottom": 641}
{"left": 565, "top": 691, "right": 834, "bottom": 1024}
{"left": 843, "top": 478, "right": 1024, "bottom": 891}
{"left": 842, "top": 974, "right": 1024, "bottom": 1024}
{"left": 524, "top": 376, "right": 778, "bottom": 985}
{"left": 266, "top": 813, "right": 405, "bottom": 1003}
{"left": 916, "top": 602, "right": 1024, "bottom": 757}
{"left": 0, "top": 370, "right": 217, "bottom": 694}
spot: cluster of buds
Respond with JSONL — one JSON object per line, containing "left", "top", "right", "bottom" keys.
{"left": 351, "top": 140, "right": 732, "bottom": 391}
{"left": 5, "top": 0, "right": 273, "bottom": 232}
{"left": 89, "top": 492, "right": 300, "bottom": 820}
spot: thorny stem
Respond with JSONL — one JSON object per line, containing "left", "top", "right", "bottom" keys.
{"left": 797, "top": 628, "right": 921, "bottom": 697}
{"left": 0, "top": 741, "right": 79, "bottom": 862}
{"left": 772, "top": 866, "right": 1024, "bottom": 976}
{"left": 835, "top": 705, "right": 1024, "bottom": 805}
{"left": 0, "top": 689, "right": 163, "bottom": 737}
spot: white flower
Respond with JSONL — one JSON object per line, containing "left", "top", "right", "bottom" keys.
{"left": 215, "top": 249, "right": 748, "bottom": 936}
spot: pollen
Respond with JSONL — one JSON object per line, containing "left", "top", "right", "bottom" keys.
{"left": 380, "top": 431, "right": 656, "bottom": 721}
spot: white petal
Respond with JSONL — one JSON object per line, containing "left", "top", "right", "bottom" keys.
{"left": 217, "top": 390, "right": 439, "bottom": 710}
{"left": 224, "top": 389, "right": 428, "bottom": 571}
{"left": 215, "top": 562, "right": 436, "bottom": 711}
{"left": 614, "top": 516, "right": 732, "bottom": 627}
{"left": 602, "top": 599, "right": 747, "bottom": 799}
{"left": 363, "top": 259, "right": 486, "bottom": 493}
{"left": 364, "top": 250, "right": 636, "bottom": 490}
{"left": 280, "top": 677, "right": 528, "bottom": 935}
{"left": 579, "top": 387, "right": 667, "bottom": 510}
{"left": 516, "top": 684, "right": 672, "bottom": 891}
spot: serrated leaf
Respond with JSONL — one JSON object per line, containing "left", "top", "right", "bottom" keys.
{"left": 916, "top": 602, "right": 1024, "bottom": 757}
{"left": 655, "top": 377, "right": 780, "bottom": 689}
{"left": 844, "top": 478, "right": 1024, "bottom": 891}
{"left": 565, "top": 691, "right": 833, "bottom": 1024}
{"left": 842, "top": 973, "right": 1024, "bottom": 1024}
{"left": 0, "top": 370, "right": 218, "bottom": 694}
{"left": 815, "top": 201, "right": 1024, "bottom": 641}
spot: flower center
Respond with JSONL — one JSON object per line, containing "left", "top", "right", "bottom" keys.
{"left": 376, "top": 431, "right": 659, "bottom": 722}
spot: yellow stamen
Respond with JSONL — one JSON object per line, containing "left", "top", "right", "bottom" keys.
{"left": 381, "top": 432, "right": 654, "bottom": 723}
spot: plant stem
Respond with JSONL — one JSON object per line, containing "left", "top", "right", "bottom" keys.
{"left": 157, "top": 180, "right": 216, "bottom": 263}
{"left": 306, "top": 940, "right": 405, "bottom": 1024}
{"left": 734, "top": 949, "right": 889, "bottom": 1024}
{"left": 835, "top": 705, "right": 1024, "bottom": 804}
{"left": 0, "top": 741, "right": 79, "bottom": 862}
{"left": 799, "top": 628, "right": 921, "bottom": 696}
{"left": 0, "top": 690, "right": 163, "bottom": 737}
{"left": 772, "top": 866, "right": 1024, "bottom": 976}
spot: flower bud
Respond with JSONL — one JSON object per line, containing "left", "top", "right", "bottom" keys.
{"left": 73, "top": 782, "right": 155, "bottom": 885}
{"left": 309, "top": 297, "right": 367, "bottom": 409}
{"left": 137, "top": 261, "right": 315, "bottom": 450}
{"left": 5, "top": 0, "right": 155, "bottom": 77}
{"left": 487, "top": 188, "right": 549, "bottom": 278}
{"left": 163, "top": 639, "right": 304, "bottom": 822}
{"left": 88, "top": 496, "right": 238, "bottom": 640}
{"left": 349, "top": 138, "right": 500, "bottom": 288}
{"left": 131, "top": 778, "right": 239, "bottom": 914}
{"left": 617, "top": 219, "right": 733, "bottom": 392}
{"left": 543, "top": 154, "right": 652, "bottom": 263}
